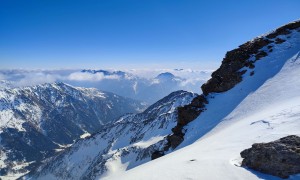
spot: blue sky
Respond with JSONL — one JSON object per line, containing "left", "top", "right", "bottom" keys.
{"left": 1, "top": 0, "right": 299, "bottom": 69}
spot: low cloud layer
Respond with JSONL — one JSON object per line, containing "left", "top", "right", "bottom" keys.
{"left": 68, "top": 72, "right": 120, "bottom": 81}
{"left": 0, "top": 68, "right": 213, "bottom": 103}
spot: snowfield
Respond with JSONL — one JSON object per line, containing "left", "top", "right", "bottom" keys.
{"left": 109, "top": 31, "right": 300, "bottom": 180}
{"left": 19, "top": 22, "right": 300, "bottom": 180}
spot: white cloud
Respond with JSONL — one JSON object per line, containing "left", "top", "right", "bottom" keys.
{"left": 15, "top": 72, "right": 62, "bottom": 87}
{"left": 0, "top": 73, "right": 7, "bottom": 80}
{"left": 67, "top": 72, "right": 120, "bottom": 81}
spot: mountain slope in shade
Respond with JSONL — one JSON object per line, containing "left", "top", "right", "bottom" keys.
{"left": 108, "top": 23, "right": 300, "bottom": 179}
{"left": 26, "top": 91, "right": 197, "bottom": 179}
{"left": 0, "top": 82, "right": 145, "bottom": 178}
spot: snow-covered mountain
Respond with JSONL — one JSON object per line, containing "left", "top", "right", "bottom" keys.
{"left": 0, "top": 80, "right": 13, "bottom": 89}
{"left": 26, "top": 90, "right": 197, "bottom": 179}
{"left": 25, "top": 20, "right": 300, "bottom": 180}
{"left": 0, "top": 68, "right": 212, "bottom": 104}
{"left": 114, "top": 23, "right": 300, "bottom": 180}
{"left": 0, "top": 82, "right": 145, "bottom": 178}
{"left": 67, "top": 70, "right": 209, "bottom": 104}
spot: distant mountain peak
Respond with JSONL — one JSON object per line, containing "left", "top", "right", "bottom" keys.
{"left": 81, "top": 69, "right": 127, "bottom": 77}
{"left": 155, "top": 72, "right": 180, "bottom": 81}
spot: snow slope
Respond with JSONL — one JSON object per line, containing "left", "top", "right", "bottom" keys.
{"left": 25, "top": 21, "right": 300, "bottom": 180}
{"left": 26, "top": 91, "right": 197, "bottom": 180}
{"left": 111, "top": 31, "right": 300, "bottom": 180}
{"left": 0, "top": 82, "right": 145, "bottom": 179}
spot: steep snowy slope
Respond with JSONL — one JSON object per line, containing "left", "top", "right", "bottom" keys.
{"left": 0, "top": 82, "right": 145, "bottom": 179}
{"left": 111, "top": 25, "right": 300, "bottom": 179}
{"left": 26, "top": 20, "right": 300, "bottom": 180}
{"left": 26, "top": 91, "right": 197, "bottom": 179}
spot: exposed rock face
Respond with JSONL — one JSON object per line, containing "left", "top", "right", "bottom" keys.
{"left": 241, "top": 135, "right": 300, "bottom": 179}
{"left": 152, "top": 20, "right": 300, "bottom": 159}
{"left": 159, "top": 95, "right": 208, "bottom": 151}
{"left": 201, "top": 20, "right": 300, "bottom": 95}
{"left": 151, "top": 151, "right": 164, "bottom": 160}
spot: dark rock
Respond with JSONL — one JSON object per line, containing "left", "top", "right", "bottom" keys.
{"left": 160, "top": 95, "right": 208, "bottom": 151}
{"left": 201, "top": 21, "right": 300, "bottom": 96}
{"left": 255, "top": 51, "right": 268, "bottom": 60}
{"left": 167, "top": 134, "right": 184, "bottom": 149}
{"left": 201, "top": 38, "right": 272, "bottom": 95}
{"left": 249, "top": 63, "right": 255, "bottom": 69}
{"left": 266, "top": 21, "right": 300, "bottom": 39}
{"left": 241, "top": 135, "right": 300, "bottom": 179}
{"left": 275, "top": 38, "right": 286, "bottom": 44}
{"left": 151, "top": 151, "right": 164, "bottom": 160}
{"left": 266, "top": 28, "right": 290, "bottom": 39}
{"left": 245, "top": 61, "right": 255, "bottom": 69}
{"left": 152, "top": 20, "right": 300, "bottom": 163}
{"left": 177, "top": 95, "right": 207, "bottom": 126}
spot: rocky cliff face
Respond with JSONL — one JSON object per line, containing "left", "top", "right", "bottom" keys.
{"left": 201, "top": 21, "right": 300, "bottom": 95}
{"left": 20, "top": 20, "right": 300, "bottom": 179}
{"left": 151, "top": 20, "right": 300, "bottom": 157}
{"left": 0, "top": 82, "right": 145, "bottom": 178}
{"left": 241, "top": 135, "right": 300, "bottom": 179}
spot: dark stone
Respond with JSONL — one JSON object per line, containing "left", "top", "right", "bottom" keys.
{"left": 241, "top": 135, "right": 300, "bottom": 179}
{"left": 167, "top": 134, "right": 184, "bottom": 149}
{"left": 266, "top": 20, "right": 300, "bottom": 39}
{"left": 275, "top": 38, "right": 286, "bottom": 44}
{"left": 249, "top": 63, "right": 255, "bottom": 69}
{"left": 245, "top": 61, "right": 255, "bottom": 69}
{"left": 177, "top": 95, "right": 207, "bottom": 126}
{"left": 201, "top": 21, "right": 300, "bottom": 96}
{"left": 151, "top": 151, "right": 164, "bottom": 160}
{"left": 255, "top": 51, "right": 268, "bottom": 60}
{"left": 161, "top": 95, "right": 208, "bottom": 151}
{"left": 152, "top": 20, "right": 300, "bottom": 162}
{"left": 201, "top": 38, "right": 272, "bottom": 95}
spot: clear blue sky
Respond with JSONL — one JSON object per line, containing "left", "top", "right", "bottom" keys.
{"left": 1, "top": 0, "right": 299, "bottom": 69}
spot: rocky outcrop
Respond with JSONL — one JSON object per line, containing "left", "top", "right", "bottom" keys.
{"left": 161, "top": 95, "right": 208, "bottom": 151}
{"left": 151, "top": 151, "right": 164, "bottom": 160}
{"left": 151, "top": 20, "right": 300, "bottom": 160}
{"left": 241, "top": 135, "right": 300, "bottom": 179}
{"left": 201, "top": 20, "right": 300, "bottom": 95}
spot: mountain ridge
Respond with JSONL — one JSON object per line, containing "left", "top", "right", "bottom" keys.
{"left": 19, "top": 20, "right": 300, "bottom": 179}
{"left": 0, "top": 82, "right": 145, "bottom": 178}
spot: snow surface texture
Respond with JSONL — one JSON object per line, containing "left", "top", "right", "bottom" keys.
{"left": 0, "top": 83, "right": 145, "bottom": 179}
{"left": 0, "top": 69, "right": 212, "bottom": 103}
{"left": 26, "top": 91, "right": 197, "bottom": 180}
{"left": 108, "top": 28, "right": 300, "bottom": 179}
